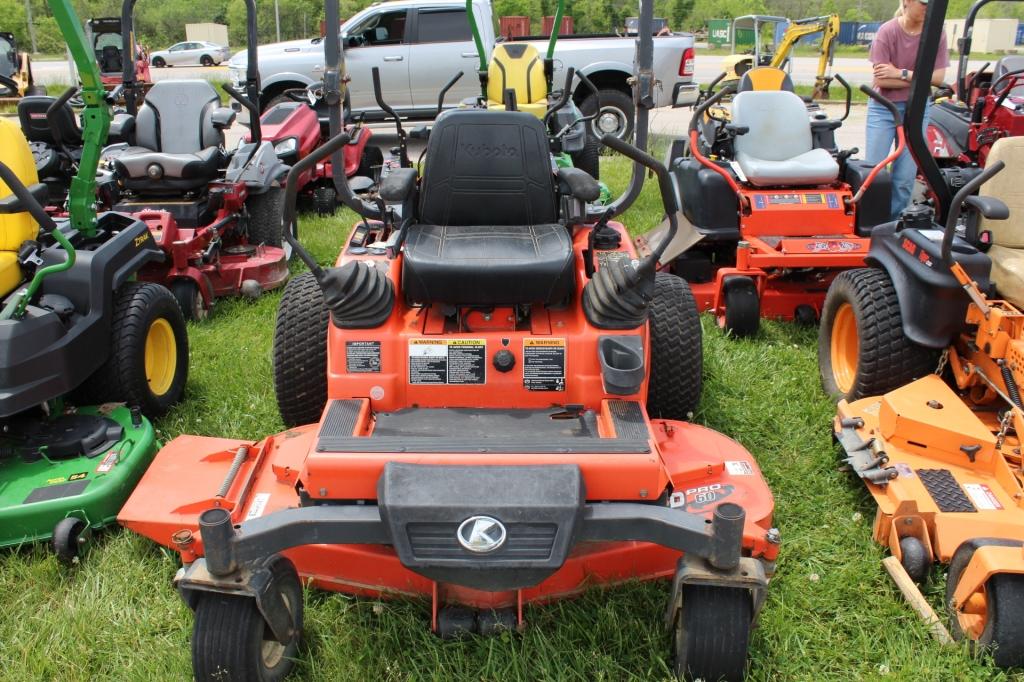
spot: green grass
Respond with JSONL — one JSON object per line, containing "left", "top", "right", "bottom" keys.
{"left": 0, "top": 152, "right": 1020, "bottom": 681}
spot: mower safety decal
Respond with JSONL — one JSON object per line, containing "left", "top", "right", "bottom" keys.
{"left": 725, "top": 460, "right": 753, "bottom": 476}
{"left": 95, "top": 450, "right": 119, "bottom": 473}
{"left": 409, "top": 339, "right": 486, "bottom": 385}
{"left": 245, "top": 493, "right": 272, "bottom": 520}
{"left": 523, "top": 338, "right": 566, "bottom": 391}
{"left": 963, "top": 483, "right": 1004, "bottom": 511}
{"left": 346, "top": 341, "right": 382, "bottom": 373}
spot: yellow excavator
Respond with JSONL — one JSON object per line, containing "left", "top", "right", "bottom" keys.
{"left": 722, "top": 14, "right": 840, "bottom": 100}
{"left": 0, "top": 32, "right": 43, "bottom": 102}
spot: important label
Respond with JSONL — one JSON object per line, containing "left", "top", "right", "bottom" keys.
{"left": 523, "top": 338, "right": 566, "bottom": 391}
{"left": 346, "top": 341, "right": 382, "bottom": 373}
{"left": 963, "top": 482, "right": 1004, "bottom": 511}
{"left": 408, "top": 339, "right": 486, "bottom": 385}
{"left": 725, "top": 460, "right": 753, "bottom": 476}
{"left": 245, "top": 492, "right": 272, "bottom": 520}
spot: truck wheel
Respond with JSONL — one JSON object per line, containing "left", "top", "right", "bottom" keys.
{"left": 818, "top": 268, "right": 938, "bottom": 402}
{"left": 191, "top": 555, "right": 303, "bottom": 682}
{"left": 946, "top": 538, "right": 1024, "bottom": 668}
{"left": 247, "top": 187, "right": 285, "bottom": 249}
{"left": 673, "top": 584, "right": 752, "bottom": 682}
{"left": 274, "top": 273, "right": 329, "bottom": 428}
{"left": 76, "top": 282, "right": 188, "bottom": 418}
{"left": 648, "top": 272, "right": 701, "bottom": 421}
{"left": 581, "top": 88, "right": 634, "bottom": 142}
{"left": 569, "top": 134, "right": 601, "bottom": 180}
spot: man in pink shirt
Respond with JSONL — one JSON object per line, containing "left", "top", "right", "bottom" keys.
{"left": 866, "top": 0, "right": 949, "bottom": 219}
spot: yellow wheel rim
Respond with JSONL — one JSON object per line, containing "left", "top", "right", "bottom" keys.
{"left": 145, "top": 318, "right": 177, "bottom": 396}
{"left": 830, "top": 303, "right": 859, "bottom": 395}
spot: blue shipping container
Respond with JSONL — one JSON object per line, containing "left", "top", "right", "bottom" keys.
{"left": 856, "top": 21, "right": 882, "bottom": 44}
{"left": 1016, "top": 21, "right": 1024, "bottom": 45}
{"left": 839, "top": 21, "right": 859, "bottom": 45}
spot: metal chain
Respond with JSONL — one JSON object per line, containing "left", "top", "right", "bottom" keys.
{"left": 995, "top": 409, "right": 1014, "bottom": 451}
{"left": 935, "top": 348, "right": 949, "bottom": 375}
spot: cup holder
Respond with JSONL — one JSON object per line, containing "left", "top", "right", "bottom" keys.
{"left": 598, "top": 335, "right": 645, "bottom": 395}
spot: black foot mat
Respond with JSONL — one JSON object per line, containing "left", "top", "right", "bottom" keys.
{"left": 608, "top": 401, "right": 647, "bottom": 440}
{"left": 917, "top": 468, "right": 976, "bottom": 513}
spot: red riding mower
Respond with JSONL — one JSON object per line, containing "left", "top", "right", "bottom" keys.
{"left": 648, "top": 68, "right": 900, "bottom": 337}
{"left": 86, "top": 16, "right": 150, "bottom": 99}
{"left": 101, "top": 0, "right": 291, "bottom": 321}
{"left": 928, "top": 0, "right": 1024, "bottom": 174}
{"left": 118, "top": 7, "right": 781, "bottom": 681}
{"left": 253, "top": 81, "right": 381, "bottom": 216}
{"left": 819, "top": 0, "right": 1024, "bottom": 665}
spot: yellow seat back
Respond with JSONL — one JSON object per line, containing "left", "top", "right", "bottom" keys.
{"left": 0, "top": 117, "right": 40, "bottom": 297}
{"left": 738, "top": 67, "right": 794, "bottom": 92}
{"left": 487, "top": 43, "right": 547, "bottom": 115}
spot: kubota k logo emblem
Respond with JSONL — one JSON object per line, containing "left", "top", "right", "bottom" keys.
{"left": 457, "top": 516, "right": 507, "bottom": 553}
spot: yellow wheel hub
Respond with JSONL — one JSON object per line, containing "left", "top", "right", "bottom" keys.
{"left": 145, "top": 318, "right": 177, "bottom": 396}
{"left": 830, "top": 303, "right": 859, "bottom": 394}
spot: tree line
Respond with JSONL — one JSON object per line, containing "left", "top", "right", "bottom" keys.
{"left": 4, "top": 0, "right": 1022, "bottom": 55}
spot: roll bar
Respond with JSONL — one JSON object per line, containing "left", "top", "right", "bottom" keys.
{"left": 955, "top": 0, "right": 1024, "bottom": 101}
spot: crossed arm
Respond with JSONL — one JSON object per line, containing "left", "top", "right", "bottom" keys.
{"left": 872, "top": 63, "right": 947, "bottom": 90}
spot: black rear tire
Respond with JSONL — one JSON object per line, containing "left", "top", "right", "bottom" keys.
{"left": 818, "top": 268, "right": 938, "bottom": 402}
{"left": 274, "top": 273, "right": 329, "bottom": 428}
{"left": 191, "top": 555, "right": 303, "bottom": 682}
{"left": 569, "top": 134, "right": 601, "bottom": 180}
{"left": 946, "top": 538, "right": 1024, "bottom": 668}
{"left": 313, "top": 186, "right": 337, "bottom": 216}
{"left": 719, "top": 275, "right": 760, "bottom": 338}
{"left": 648, "top": 272, "right": 702, "bottom": 421}
{"left": 356, "top": 145, "right": 384, "bottom": 183}
{"left": 76, "top": 282, "right": 188, "bottom": 418}
{"left": 673, "top": 584, "right": 752, "bottom": 682}
{"left": 247, "top": 187, "right": 286, "bottom": 248}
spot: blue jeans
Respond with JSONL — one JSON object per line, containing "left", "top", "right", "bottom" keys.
{"left": 865, "top": 99, "right": 930, "bottom": 220}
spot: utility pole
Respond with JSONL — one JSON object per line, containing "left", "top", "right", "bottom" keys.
{"left": 275, "top": 0, "right": 281, "bottom": 42}
{"left": 24, "top": 0, "right": 37, "bottom": 53}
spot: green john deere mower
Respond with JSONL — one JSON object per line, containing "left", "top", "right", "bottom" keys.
{"left": 0, "top": 0, "right": 187, "bottom": 564}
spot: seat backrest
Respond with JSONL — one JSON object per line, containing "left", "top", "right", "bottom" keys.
{"left": 99, "top": 45, "right": 122, "bottom": 73}
{"left": 487, "top": 43, "right": 547, "bottom": 109}
{"left": 738, "top": 66, "right": 794, "bottom": 93}
{"left": 135, "top": 80, "right": 223, "bottom": 154}
{"left": 980, "top": 136, "right": 1024, "bottom": 248}
{"left": 0, "top": 118, "right": 40, "bottom": 252}
{"left": 418, "top": 109, "right": 557, "bottom": 226}
{"left": 732, "top": 90, "right": 812, "bottom": 162}
{"left": 17, "top": 95, "right": 82, "bottom": 146}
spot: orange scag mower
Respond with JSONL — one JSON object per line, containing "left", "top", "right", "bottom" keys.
{"left": 819, "top": 0, "right": 1024, "bottom": 665}
{"left": 117, "top": 6, "right": 780, "bottom": 681}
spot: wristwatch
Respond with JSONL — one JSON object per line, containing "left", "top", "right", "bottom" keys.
{"left": 901, "top": 68, "right": 910, "bottom": 81}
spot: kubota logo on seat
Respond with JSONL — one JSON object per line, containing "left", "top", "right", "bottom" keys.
{"left": 457, "top": 515, "right": 507, "bottom": 553}
{"left": 460, "top": 143, "right": 518, "bottom": 158}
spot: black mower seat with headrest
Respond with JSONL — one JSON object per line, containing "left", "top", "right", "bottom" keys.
{"left": 99, "top": 45, "right": 122, "bottom": 73}
{"left": 112, "top": 80, "right": 233, "bottom": 193}
{"left": 994, "top": 55, "right": 1024, "bottom": 96}
{"left": 17, "top": 95, "right": 82, "bottom": 146}
{"left": 402, "top": 109, "right": 574, "bottom": 307}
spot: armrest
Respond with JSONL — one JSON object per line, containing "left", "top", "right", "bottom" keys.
{"left": 379, "top": 167, "right": 417, "bottom": 203}
{"left": 211, "top": 107, "right": 237, "bottom": 130}
{"left": 966, "top": 195, "right": 1009, "bottom": 221}
{"left": 556, "top": 166, "right": 600, "bottom": 202}
{"left": 0, "top": 182, "right": 48, "bottom": 214}
{"left": 109, "top": 113, "right": 136, "bottom": 143}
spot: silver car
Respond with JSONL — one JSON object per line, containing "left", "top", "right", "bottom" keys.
{"left": 150, "top": 41, "right": 230, "bottom": 67}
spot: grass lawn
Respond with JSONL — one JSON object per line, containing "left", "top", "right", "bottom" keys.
{"left": 0, "top": 152, "right": 1017, "bottom": 681}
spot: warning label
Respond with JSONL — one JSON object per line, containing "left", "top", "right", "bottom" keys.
{"left": 963, "top": 482, "right": 1004, "bottom": 511}
{"left": 596, "top": 251, "right": 632, "bottom": 270}
{"left": 725, "top": 460, "right": 753, "bottom": 476}
{"left": 523, "top": 338, "right": 566, "bottom": 391}
{"left": 409, "top": 339, "right": 486, "bottom": 385}
{"left": 346, "top": 341, "right": 381, "bottom": 373}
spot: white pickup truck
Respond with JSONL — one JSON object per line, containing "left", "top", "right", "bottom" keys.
{"left": 229, "top": 0, "right": 697, "bottom": 139}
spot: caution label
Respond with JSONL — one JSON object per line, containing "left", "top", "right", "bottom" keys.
{"left": 409, "top": 339, "right": 486, "bottom": 385}
{"left": 963, "top": 482, "right": 1003, "bottom": 511}
{"left": 523, "top": 338, "right": 566, "bottom": 391}
{"left": 346, "top": 341, "right": 382, "bottom": 373}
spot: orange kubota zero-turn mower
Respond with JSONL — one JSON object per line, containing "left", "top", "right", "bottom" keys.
{"left": 117, "top": 3, "right": 780, "bottom": 680}
{"left": 646, "top": 67, "right": 902, "bottom": 337}
{"left": 819, "top": 0, "right": 1024, "bottom": 666}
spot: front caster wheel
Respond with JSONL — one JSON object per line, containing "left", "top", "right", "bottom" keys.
{"left": 718, "top": 275, "right": 760, "bottom": 338}
{"left": 51, "top": 517, "right": 89, "bottom": 566}
{"left": 191, "top": 555, "right": 304, "bottom": 682}
{"left": 899, "top": 536, "right": 931, "bottom": 583}
{"left": 673, "top": 584, "right": 752, "bottom": 681}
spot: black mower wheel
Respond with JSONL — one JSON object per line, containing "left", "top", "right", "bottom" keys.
{"left": 51, "top": 517, "right": 88, "bottom": 566}
{"left": 356, "top": 145, "right": 385, "bottom": 183}
{"left": 200, "top": 55, "right": 214, "bottom": 67}
{"left": 313, "top": 186, "right": 337, "bottom": 216}
{"left": 151, "top": 56, "right": 165, "bottom": 68}
{"left": 899, "top": 536, "right": 931, "bottom": 584}
{"left": 247, "top": 187, "right": 286, "bottom": 248}
{"left": 569, "top": 134, "right": 601, "bottom": 180}
{"left": 673, "top": 584, "right": 752, "bottom": 682}
{"left": 818, "top": 268, "right": 938, "bottom": 403}
{"left": 170, "top": 279, "right": 207, "bottom": 322}
{"left": 76, "top": 282, "right": 188, "bottom": 418}
{"left": 477, "top": 608, "right": 517, "bottom": 636}
{"left": 946, "top": 538, "right": 1024, "bottom": 668}
{"left": 274, "top": 273, "right": 329, "bottom": 428}
{"left": 719, "top": 275, "right": 760, "bottom": 338}
{"left": 192, "top": 554, "right": 303, "bottom": 682}
{"left": 437, "top": 606, "right": 477, "bottom": 640}
{"left": 794, "top": 304, "right": 817, "bottom": 326}
{"left": 648, "top": 272, "right": 702, "bottom": 421}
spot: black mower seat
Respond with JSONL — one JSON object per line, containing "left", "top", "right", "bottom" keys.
{"left": 402, "top": 109, "right": 574, "bottom": 306}
{"left": 994, "top": 55, "right": 1024, "bottom": 97}
{"left": 17, "top": 95, "right": 82, "bottom": 146}
{"left": 111, "top": 80, "right": 234, "bottom": 193}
